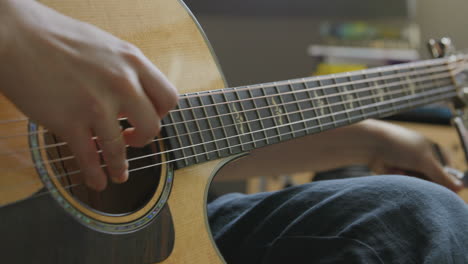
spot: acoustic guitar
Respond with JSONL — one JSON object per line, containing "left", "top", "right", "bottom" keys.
{"left": 1, "top": 0, "right": 467, "bottom": 263}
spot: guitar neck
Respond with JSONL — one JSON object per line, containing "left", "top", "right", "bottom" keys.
{"left": 163, "top": 57, "right": 460, "bottom": 169}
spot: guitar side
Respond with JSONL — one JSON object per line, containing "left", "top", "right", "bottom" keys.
{"left": 0, "top": 0, "right": 228, "bottom": 263}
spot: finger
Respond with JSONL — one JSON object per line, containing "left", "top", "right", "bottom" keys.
{"left": 422, "top": 156, "right": 464, "bottom": 193}
{"left": 138, "top": 56, "right": 178, "bottom": 117}
{"left": 93, "top": 116, "right": 128, "bottom": 184}
{"left": 121, "top": 94, "right": 161, "bottom": 147}
{"left": 65, "top": 128, "right": 108, "bottom": 191}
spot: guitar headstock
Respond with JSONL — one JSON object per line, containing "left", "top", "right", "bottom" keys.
{"left": 428, "top": 38, "right": 468, "bottom": 106}
{"left": 429, "top": 38, "right": 468, "bottom": 169}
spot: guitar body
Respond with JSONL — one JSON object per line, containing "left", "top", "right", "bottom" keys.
{"left": 0, "top": 0, "right": 227, "bottom": 263}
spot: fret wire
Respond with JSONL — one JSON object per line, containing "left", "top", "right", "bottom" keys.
{"left": 228, "top": 91, "right": 455, "bottom": 155}
{"left": 444, "top": 59, "right": 458, "bottom": 85}
{"left": 222, "top": 91, "right": 246, "bottom": 152}
{"left": 213, "top": 82, "right": 453, "bottom": 155}
{"left": 374, "top": 72, "right": 387, "bottom": 112}
{"left": 335, "top": 76, "right": 352, "bottom": 125}
{"left": 261, "top": 83, "right": 282, "bottom": 141}
{"left": 303, "top": 79, "right": 324, "bottom": 132}
{"left": 186, "top": 94, "right": 210, "bottom": 161}
{"left": 210, "top": 93, "right": 234, "bottom": 155}
{"left": 273, "top": 84, "right": 295, "bottom": 137}
{"left": 421, "top": 64, "right": 430, "bottom": 101}
{"left": 163, "top": 65, "right": 451, "bottom": 131}
{"left": 407, "top": 65, "right": 422, "bottom": 104}
{"left": 425, "top": 63, "right": 436, "bottom": 96}
{"left": 346, "top": 72, "right": 366, "bottom": 122}
{"left": 429, "top": 62, "right": 444, "bottom": 94}
{"left": 318, "top": 79, "right": 337, "bottom": 128}
{"left": 204, "top": 87, "right": 453, "bottom": 160}
{"left": 410, "top": 64, "right": 425, "bottom": 102}
{"left": 196, "top": 94, "right": 222, "bottom": 158}
{"left": 289, "top": 80, "right": 309, "bottom": 133}
{"left": 166, "top": 83, "right": 456, "bottom": 161}
{"left": 378, "top": 68, "right": 396, "bottom": 116}
{"left": 402, "top": 66, "right": 414, "bottom": 104}
{"left": 166, "top": 112, "right": 189, "bottom": 166}
{"left": 247, "top": 87, "right": 270, "bottom": 145}
{"left": 437, "top": 59, "right": 457, "bottom": 92}
{"left": 234, "top": 89, "right": 257, "bottom": 148}
{"left": 367, "top": 72, "right": 384, "bottom": 116}
{"left": 398, "top": 65, "right": 413, "bottom": 107}
{"left": 180, "top": 98, "right": 201, "bottom": 163}
{"left": 388, "top": 65, "right": 403, "bottom": 109}
{"left": 165, "top": 65, "right": 446, "bottom": 138}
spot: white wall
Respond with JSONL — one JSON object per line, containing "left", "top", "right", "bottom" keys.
{"left": 417, "top": 0, "right": 468, "bottom": 52}
{"left": 194, "top": 1, "right": 468, "bottom": 87}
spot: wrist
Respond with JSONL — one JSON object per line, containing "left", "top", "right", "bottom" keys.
{"left": 353, "top": 119, "right": 390, "bottom": 165}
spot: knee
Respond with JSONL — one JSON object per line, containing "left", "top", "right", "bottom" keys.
{"left": 343, "top": 175, "right": 467, "bottom": 225}
{"left": 364, "top": 175, "right": 459, "bottom": 205}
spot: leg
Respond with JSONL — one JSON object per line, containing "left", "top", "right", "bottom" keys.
{"left": 208, "top": 176, "right": 468, "bottom": 264}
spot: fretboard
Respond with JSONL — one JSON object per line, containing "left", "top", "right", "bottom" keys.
{"left": 162, "top": 57, "right": 460, "bottom": 169}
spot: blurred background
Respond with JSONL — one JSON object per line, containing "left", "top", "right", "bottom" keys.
{"left": 185, "top": 0, "right": 467, "bottom": 86}
{"left": 183, "top": 0, "right": 468, "bottom": 200}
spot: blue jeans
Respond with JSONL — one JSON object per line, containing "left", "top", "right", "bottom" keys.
{"left": 208, "top": 176, "right": 468, "bottom": 264}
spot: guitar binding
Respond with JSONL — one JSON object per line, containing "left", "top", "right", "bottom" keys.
{"left": 28, "top": 121, "right": 174, "bottom": 234}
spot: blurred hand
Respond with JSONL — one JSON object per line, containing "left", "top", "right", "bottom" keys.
{"left": 0, "top": 0, "right": 178, "bottom": 190}
{"left": 368, "top": 121, "right": 464, "bottom": 193}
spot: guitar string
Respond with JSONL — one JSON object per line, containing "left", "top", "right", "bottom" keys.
{"left": 0, "top": 72, "right": 457, "bottom": 180}
{"left": 0, "top": 70, "right": 454, "bottom": 159}
{"left": 0, "top": 56, "right": 462, "bottom": 127}
{"left": 0, "top": 60, "right": 456, "bottom": 142}
{"left": 11, "top": 90, "right": 456, "bottom": 204}
{"left": 0, "top": 62, "right": 458, "bottom": 147}
{"left": 2, "top": 75, "right": 453, "bottom": 174}
{"left": 0, "top": 61, "right": 460, "bottom": 186}
{"left": 0, "top": 84, "right": 456, "bottom": 194}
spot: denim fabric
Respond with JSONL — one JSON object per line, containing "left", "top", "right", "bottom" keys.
{"left": 208, "top": 176, "right": 468, "bottom": 264}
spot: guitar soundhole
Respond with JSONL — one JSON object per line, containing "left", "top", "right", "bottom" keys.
{"left": 42, "top": 122, "right": 162, "bottom": 215}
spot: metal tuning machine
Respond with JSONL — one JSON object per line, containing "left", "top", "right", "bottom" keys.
{"left": 428, "top": 37, "right": 468, "bottom": 186}
{"left": 427, "top": 37, "right": 456, "bottom": 58}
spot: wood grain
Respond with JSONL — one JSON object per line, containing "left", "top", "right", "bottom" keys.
{"left": 2, "top": 0, "right": 228, "bottom": 263}
{"left": 0, "top": 94, "right": 43, "bottom": 205}
{"left": 1, "top": 193, "right": 175, "bottom": 264}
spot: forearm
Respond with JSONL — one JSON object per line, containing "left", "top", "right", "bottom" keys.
{"left": 217, "top": 119, "right": 384, "bottom": 180}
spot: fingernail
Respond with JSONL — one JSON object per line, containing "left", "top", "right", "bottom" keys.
{"left": 455, "top": 179, "right": 464, "bottom": 187}
{"left": 111, "top": 170, "right": 128, "bottom": 184}
{"left": 121, "top": 170, "right": 129, "bottom": 182}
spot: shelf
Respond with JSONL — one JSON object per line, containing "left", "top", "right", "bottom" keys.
{"left": 308, "top": 45, "right": 420, "bottom": 61}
